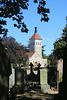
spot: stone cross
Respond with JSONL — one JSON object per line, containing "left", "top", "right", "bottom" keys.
{"left": 38, "top": 63, "right": 41, "bottom": 85}
{"left": 38, "top": 63, "right": 41, "bottom": 69}
{"left": 29, "top": 63, "right": 33, "bottom": 73}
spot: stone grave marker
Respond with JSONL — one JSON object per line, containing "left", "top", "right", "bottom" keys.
{"left": 15, "top": 68, "right": 24, "bottom": 86}
{"left": 40, "top": 68, "right": 51, "bottom": 93}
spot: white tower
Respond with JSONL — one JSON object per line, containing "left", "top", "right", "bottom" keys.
{"left": 29, "top": 27, "right": 42, "bottom": 57}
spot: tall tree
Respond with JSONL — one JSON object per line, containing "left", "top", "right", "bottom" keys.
{"left": 53, "top": 24, "right": 67, "bottom": 59}
{"left": 47, "top": 52, "right": 58, "bottom": 67}
{"left": 0, "top": 0, "right": 50, "bottom": 37}
{"left": 42, "top": 45, "right": 48, "bottom": 58}
{"left": 2, "top": 36, "right": 27, "bottom": 65}
{"left": 48, "top": 23, "right": 67, "bottom": 67}
{"left": 26, "top": 41, "right": 30, "bottom": 52}
{"left": 53, "top": 39, "right": 66, "bottom": 59}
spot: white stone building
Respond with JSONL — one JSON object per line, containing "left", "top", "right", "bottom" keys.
{"left": 26, "top": 27, "right": 47, "bottom": 68}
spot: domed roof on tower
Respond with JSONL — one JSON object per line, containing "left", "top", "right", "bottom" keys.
{"left": 29, "top": 27, "right": 42, "bottom": 40}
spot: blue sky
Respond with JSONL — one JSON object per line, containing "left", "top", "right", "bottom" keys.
{"left": 3, "top": 0, "right": 67, "bottom": 56}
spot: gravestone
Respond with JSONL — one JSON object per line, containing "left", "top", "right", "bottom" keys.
{"left": 26, "top": 63, "right": 51, "bottom": 92}
{"left": 40, "top": 68, "right": 51, "bottom": 93}
{"left": 15, "top": 68, "right": 24, "bottom": 86}
{"left": 38, "top": 63, "right": 41, "bottom": 85}
{"left": 29, "top": 62, "right": 33, "bottom": 73}
{"left": 14, "top": 67, "right": 26, "bottom": 94}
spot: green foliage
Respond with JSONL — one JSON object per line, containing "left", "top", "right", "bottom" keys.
{"left": 54, "top": 40, "right": 66, "bottom": 59}
{"left": 53, "top": 24, "right": 67, "bottom": 59}
{"left": 37, "top": 0, "right": 50, "bottom": 22}
{"left": 0, "top": 38, "right": 8, "bottom": 52}
{"left": 0, "top": 0, "right": 29, "bottom": 36}
{"left": 62, "top": 24, "right": 67, "bottom": 42}
{"left": 47, "top": 52, "right": 58, "bottom": 67}
{"left": 48, "top": 24, "right": 67, "bottom": 67}
{"left": 26, "top": 41, "right": 30, "bottom": 52}
{"left": 0, "top": 0, "right": 50, "bottom": 37}
{"left": 43, "top": 53, "right": 48, "bottom": 59}
{"left": 42, "top": 45, "right": 48, "bottom": 59}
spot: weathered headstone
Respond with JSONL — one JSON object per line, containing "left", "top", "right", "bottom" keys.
{"left": 40, "top": 68, "right": 51, "bottom": 93}
{"left": 15, "top": 68, "right": 24, "bottom": 86}
{"left": 29, "top": 62, "right": 33, "bottom": 73}
{"left": 13, "top": 67, "right": 26, "bottom": 94}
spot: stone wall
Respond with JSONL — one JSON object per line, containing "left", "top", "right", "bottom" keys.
{"left": 57, "top": 59, "right": 63, "bottom": 82}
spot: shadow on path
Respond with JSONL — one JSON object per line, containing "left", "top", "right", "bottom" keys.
{"left": 11, "top": 89, "right": 58, "bottom": 100}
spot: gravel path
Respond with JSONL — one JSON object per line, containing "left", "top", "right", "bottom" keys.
{"left": 16, "top": 90, "right": 58, "bottom": 100}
